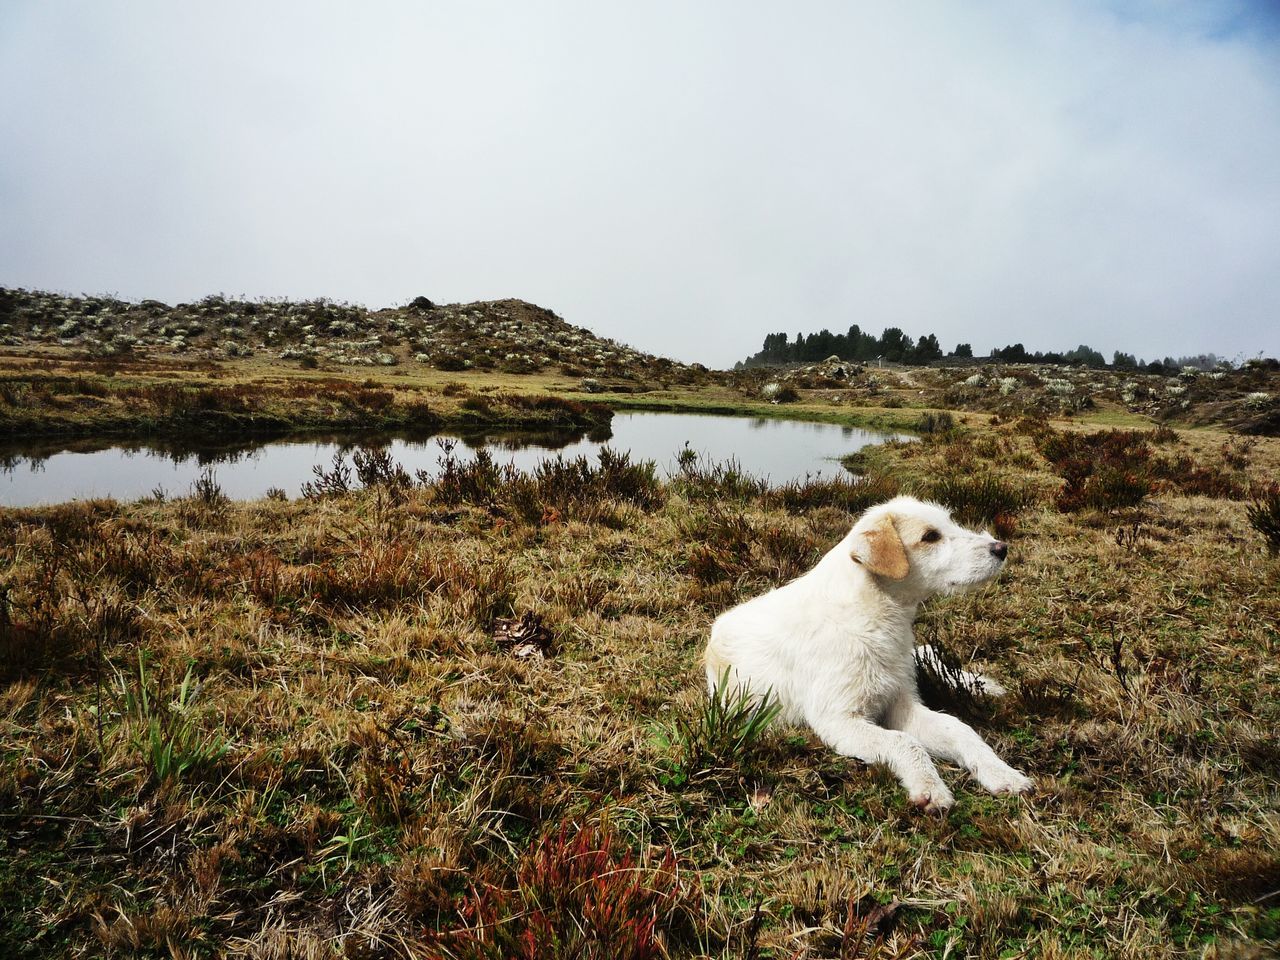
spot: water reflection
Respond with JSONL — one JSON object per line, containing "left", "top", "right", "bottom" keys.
{"left": 0, "top": 411, "right": 902, "bottom": 506}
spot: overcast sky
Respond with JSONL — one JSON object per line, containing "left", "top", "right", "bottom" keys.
{"left": 2, "top": 2, "right": 1278, "bottom": 367}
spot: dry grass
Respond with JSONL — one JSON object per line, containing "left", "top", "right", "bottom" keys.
{"left": 2, "top": 422, "right": 1279, "bottom": 958}
{"left": 0, "top": 355, "right": 612, "bottom": 442}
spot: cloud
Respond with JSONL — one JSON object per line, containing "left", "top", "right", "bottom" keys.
{"left": 1, "top": 0, "right": 1277, "bottom": 366}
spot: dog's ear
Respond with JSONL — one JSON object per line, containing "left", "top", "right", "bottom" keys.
{"left": 852, "top": 514, "right": 909, "bottom": 580}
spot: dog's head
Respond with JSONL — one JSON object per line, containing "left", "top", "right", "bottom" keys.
{"left": 848, "top": 496, "right": 1007, "bottom": 598}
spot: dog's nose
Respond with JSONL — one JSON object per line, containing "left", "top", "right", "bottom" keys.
{"left": 989, "top": 541, "right": 1008, "bottom": 561}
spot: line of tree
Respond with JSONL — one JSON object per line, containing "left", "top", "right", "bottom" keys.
{"left": 992, "top": 344, "right": 1231, "bottom": 373}
{"left": 738, "top": 326, "right": 1232, "bottom": 373}
{"left": 739, "top": 325, "right": 953, "bottom": 367}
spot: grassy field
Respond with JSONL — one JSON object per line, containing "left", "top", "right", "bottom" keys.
{"left": 2, "top": 392, "right": 1279, "bottom": 958}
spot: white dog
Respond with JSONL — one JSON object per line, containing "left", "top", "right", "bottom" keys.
{"left": 705, "top": 495, "right": 1032, "bottom": 812}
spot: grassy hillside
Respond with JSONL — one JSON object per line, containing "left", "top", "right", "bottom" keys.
{"left": 2, "top": 415, "right": 1278, "bottom": 958}
{"left": 0, "top": 288, "right": 708, "bottom": 385}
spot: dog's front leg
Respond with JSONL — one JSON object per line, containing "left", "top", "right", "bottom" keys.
{"left": 890, "top": 699, "right": 1033, "bottom": 797}
{"left": 806, "top": 708, "right": 954, "bottom": 812}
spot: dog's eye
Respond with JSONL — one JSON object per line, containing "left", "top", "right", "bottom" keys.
{"left": 921, "top": 529, "right": 942, "bottom": 543}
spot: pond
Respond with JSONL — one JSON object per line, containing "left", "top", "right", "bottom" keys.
{"left": 0, "top": 411, "right": 903, "bottom": 507}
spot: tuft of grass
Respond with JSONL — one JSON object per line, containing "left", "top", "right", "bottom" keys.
{"left": 916, "top": 410, "right": 958, "bottom": 440}
{"left": 670, "top": 446, "right": 768, "bottom": 503}
{"left": 913, "top": 642, "right": 994, "bottom": 719}
{"left": 119, "top": 651, "right": 226, "bottom": 784}
{"left": 679, "top": 507, "right": 821, "bottom": 591}
{"left": 1247, "top": 483, "right": 1280, "bottom": 554}
{"left": 190, "top": 468, "right": 228, "bottom": 509}
{"left": 662, "top": 668, "right": 781, "bottom": 785}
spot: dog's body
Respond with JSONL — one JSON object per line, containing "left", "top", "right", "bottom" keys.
{"left": 705, "top": 496, "right": 1032, "bottom": 812}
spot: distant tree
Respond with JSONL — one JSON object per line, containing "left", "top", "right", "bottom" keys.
{"left": 742, "top": 331, "right": 793, "bottom": 367}
{"left": 1175, "top": 353, "right": 1230, "bottom": 371}
{"left": 879, "top": 327, "right": 914, "bottom": 363}
{"left": 845, "top": 324, "right": 863, "bottom": 360}
{"left": 765, "top": 332, "right": 792, "bottom": 364}
{"left": 847, "top": 324, "right": 879, "bottom": 361}
{"left": 910, "top": 333, "right": 943, "bottom": 365}
{"left": 1112, "top": 351, "right": 1137, "bottom": 370}
{"left": 807, "top": 328, "right": 837, "bottom": 361}
{"left": 952, "top": 343, "right": 973, "bottom": 358}
{"left": 1063, "top": 344, "right": 1107, "bottom": 368}
{"left": 993, "top": 343, "right": 1029, "bottom": 362}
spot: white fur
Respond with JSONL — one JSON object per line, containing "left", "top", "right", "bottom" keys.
{"left": 705, "top": 495, "right": 1032, "bottom": 812}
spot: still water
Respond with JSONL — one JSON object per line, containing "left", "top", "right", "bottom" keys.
{"left": 0, "top": 411, "right": 901, "bottom": 507}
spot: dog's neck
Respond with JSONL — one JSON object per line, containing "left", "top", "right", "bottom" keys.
{"left": 815, "top": 545, "right": 927, "bottom": 618}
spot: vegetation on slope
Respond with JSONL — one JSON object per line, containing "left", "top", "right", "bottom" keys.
{"left": 0, "top": 287, "right": 710, "bottom": 385}
{"left": 0, "top": 356, "right": 612, "bottom": 441}
{"left": 727, "top": 357, "right": 1280, "bottom": 435}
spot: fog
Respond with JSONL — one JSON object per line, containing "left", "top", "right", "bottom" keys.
{"left": 2, "top": 1, "right": 1278, "bottom": 366}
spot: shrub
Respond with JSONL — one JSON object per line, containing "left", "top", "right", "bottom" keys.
{"left": 354, "top": 387, "right": 395, "bottom": 413}
{"left": 426, "top": 821, "right": 688, "bottom": 960}
{"left": 427, "top": 441, "right": 662, "bottom": 521}
{"left": 916, "top": 411, "right": 957, "bottom": 439}
{"left": 1037, "top": 428, "right": 1156, "bottom": 512}
{"left": 768, "top": 473, "right": 900, "bottom": 515}
{"left": 301, "top": 452, "right": 354, "bottom": 499}
{"left": 434, "top": 354, "right": 470, "bottom": 372}
{"left": 670, "top": 447, "right": 766, "bottom": 503}
{"left": 1158, "top": 455, "right": 1244, "bottom": 499}
{"left": 429, "top": 441, "right": 504, "bottom": 508}
{"left": 191, "top": 469, "right": 229, "bottom": 509}
{"left": 929, "top": 473, "right": 1035, "bottom": 538}
{"left": 351, "top": 446, "right": 411, "bottom": 492}
{"left": 1247, "top": 484, "right": 1280, "bottom": 555}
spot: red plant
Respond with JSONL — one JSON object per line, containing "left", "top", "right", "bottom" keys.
{"left": 1038, "top": 429, "right": 1157, "bottom": 512}
{"left": 425, "top": 822, "right": 687, "bottom": 960}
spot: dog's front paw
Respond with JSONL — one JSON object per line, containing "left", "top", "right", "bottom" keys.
{"left": 907, "top": 782, "right": 954, "bottom": 814}
{"left": 974, "top": 764, "right": 1034, "bottom": 796}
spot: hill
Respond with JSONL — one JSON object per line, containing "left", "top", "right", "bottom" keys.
{"left": 726, "top": 355, "right": 1280, "bottom": 435}
{"left": 0, "top": 288, "right": 708, "bottom": 386}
